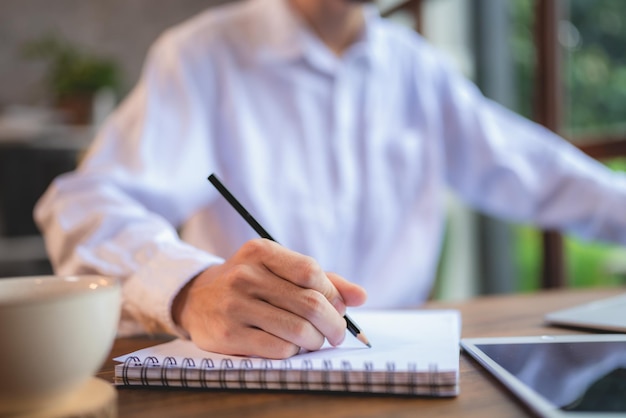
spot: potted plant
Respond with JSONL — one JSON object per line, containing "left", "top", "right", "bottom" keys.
{"left": 22, "top": 34, "right": 122, "bottom": 125}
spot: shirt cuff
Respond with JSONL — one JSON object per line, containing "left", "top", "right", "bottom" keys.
{"left": 121, "top": 241, "right": 224, "bottom": 337}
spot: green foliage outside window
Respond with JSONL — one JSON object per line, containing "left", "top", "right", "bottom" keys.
{"left": 510, "top": 0, "right": 626, "bottom": 291}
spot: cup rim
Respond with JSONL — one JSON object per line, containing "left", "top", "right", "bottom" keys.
{"left": 0, "top": 275, "right": 120, "bottom": 306}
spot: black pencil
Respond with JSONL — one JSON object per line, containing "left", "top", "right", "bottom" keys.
{"left": 208, "top": 173, "right": 371, "bottom": 348}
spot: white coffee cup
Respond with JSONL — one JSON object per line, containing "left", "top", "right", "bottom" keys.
{"left": 0, "top": 275, "right": 121, "bottom": 415}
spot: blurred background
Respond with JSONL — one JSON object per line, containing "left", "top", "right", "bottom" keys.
{"left": 1, "top": 0, "right": 625, "bottom": 300}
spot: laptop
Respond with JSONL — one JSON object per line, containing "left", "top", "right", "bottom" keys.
{"left": 544, "top": 293, "right": 626, "bottom": 333}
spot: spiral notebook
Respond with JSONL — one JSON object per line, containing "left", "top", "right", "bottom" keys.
{"left": 114, "top": 310, "right": 461, "bottom": 396}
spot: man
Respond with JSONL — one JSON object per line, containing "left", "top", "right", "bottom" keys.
{"left": 35, "top": 0, "right": 626, "bottom": 359}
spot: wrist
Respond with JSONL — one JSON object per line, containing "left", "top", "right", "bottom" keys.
{"left": 172, "top": 276, "right": 195, "bottom": 331}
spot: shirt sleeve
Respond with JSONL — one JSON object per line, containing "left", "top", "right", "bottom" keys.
{"left": 434, "top": 56, "right": 626, "bottom": 244}
{"left": 34, "top": 30, "right": 223, "bottom": 336}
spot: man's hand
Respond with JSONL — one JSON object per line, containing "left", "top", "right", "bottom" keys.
{"left": 172, "top": 239, "right": 367, "bottom": 359}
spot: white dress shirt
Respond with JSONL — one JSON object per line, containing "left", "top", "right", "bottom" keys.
{"left": 35, "top": 0, "right": 626, "bottom": 336}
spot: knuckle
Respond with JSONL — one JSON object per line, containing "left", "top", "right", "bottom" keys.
{"left": 217, "top": 293, "right": 244, "bottom": 315}
{"left": 301, "top": 290, "right": 326, "bottom": 318}
{"left": 289, "top": 319, "right": 325, "bottom": 351}
{"left": 223, "top": 264, "right": 254, "bottom": 290}
{"left": 224, "top": 298, "right": 240, "bottom": 314}
{"left": 298, "top": 256, "right": 323, "bottom": 287}
{"left": 212, "top": 284, "right": 247, "bottom": 316}
{"left": 290, "top": 318, "right": 310, "bottom": 338}
{"left": 274, "top": 342, "right": 300, "bottom": 359}
{"left": 213, "top": 322, "right": 234, "bottom": 341}
{"left": 306, "top": 332, "right": 325, "bottom": 351}
{"left": 240, "top": 238, "right": 267, "bottom": 258}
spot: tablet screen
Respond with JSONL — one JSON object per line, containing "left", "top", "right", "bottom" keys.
{"left": 462, "top": 336, "right": 626, "bottom": 417}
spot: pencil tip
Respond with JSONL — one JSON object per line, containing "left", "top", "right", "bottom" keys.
{"left": 356, "top": 333, "right": 371, "bottom": 348}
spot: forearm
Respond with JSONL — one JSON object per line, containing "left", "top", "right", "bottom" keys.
{"left": 34, "top": 174, "right": 223, "bottom": 336}
{"left": 437, "top": 66, "right": 626, "bottom": 242}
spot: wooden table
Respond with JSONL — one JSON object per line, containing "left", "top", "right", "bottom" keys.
{"left": 97, "top": 287, "right": 624, "bottom": 417}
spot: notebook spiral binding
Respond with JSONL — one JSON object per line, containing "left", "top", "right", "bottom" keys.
{"left": 121, "top": 355, "right": 445, "bottom": 395}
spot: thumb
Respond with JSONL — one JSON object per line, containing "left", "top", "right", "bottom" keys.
{"left": 326, "top": 272, "right": 367, "bottom": 311}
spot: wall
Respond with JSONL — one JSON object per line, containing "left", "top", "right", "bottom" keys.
{"left": 0, "top": 0, "right": 231, "bottom": 278}
{"left": 0, "top": 0, "right": 231, "bottom": 107}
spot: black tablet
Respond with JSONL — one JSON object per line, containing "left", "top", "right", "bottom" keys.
{"left": 461, "top": 335, "right": 626, "bottom": 417}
